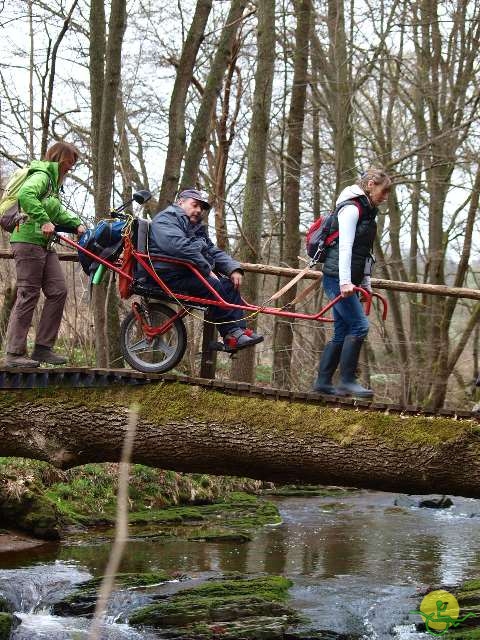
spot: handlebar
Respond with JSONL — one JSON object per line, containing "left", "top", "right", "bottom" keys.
{"left": 53, "top": 224, "right": 79, "bottom": 233}
{"left": 109, "top": 211, "right": 129, "bottom": 220}
{"left": 355, "top": 288, "right": 388, "bottom": 320}
{"left": 52, "top": 188, "right": 152, "bottom": 234}
{"left": 334, "top": 287, "right": 387, "bottom": 320}
{"left": 110, "top": 189, "right": 152, "bottom": 218}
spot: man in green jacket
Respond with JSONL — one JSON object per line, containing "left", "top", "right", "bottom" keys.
{"left": 5, "top": 142, "right": 85, "bottom": 368}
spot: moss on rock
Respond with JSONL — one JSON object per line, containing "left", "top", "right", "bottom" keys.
{"left": 0, "top": 597, "right": 9, "bottom": 613}
{"left": 446, "top": 579, "right": 480, "bottom": 638}
{"left": 188, "top": 531, "right": 252, "bottom": 543}
{"left": 0, "top": 482, "right": 60, "bottom": 539}
{"left": 129, "top": 505, "right": 205, "bottom": 525}
{"left": 0, "top": 613, "right": 12, "bottom": 640}
{"left": 129, "top": 575, "right": 300, "bottom": 639}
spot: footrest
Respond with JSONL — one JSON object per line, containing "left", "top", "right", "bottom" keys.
{"left": 208, "top": 341, "right": 237, "bottom": 354}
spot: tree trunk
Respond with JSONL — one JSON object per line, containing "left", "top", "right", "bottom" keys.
{"left": 0, "top": 285, "right": 16, "bottom": 351}
{"left": 208, "top": 37, "right": 242, "bottom": 253}
{"left": 89, "top": 0, "right": 127, "bottom": 367}
{"left": 230, "top": 0, "right": 276, "bottom": 383}
{"left": 0, "top": 384, "right": 479, "bottom": 498}
{"left": 412, "top": 0, "right": 480, "bottom": 408}
{"left": 326, "top": 0, "right": 355, "bottom": 194}
{"left": 158, "top": 0, "right": 213, "bottom": 209}
{"left": 180, "top": 0, "right": 247, "bottom": 189}
{"left": 272, "top": 0, "right": 311, "bottom": 388}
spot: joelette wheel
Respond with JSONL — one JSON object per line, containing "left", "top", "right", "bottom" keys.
{"left": 120, "top": 303, "right": 187, "bottom": 373}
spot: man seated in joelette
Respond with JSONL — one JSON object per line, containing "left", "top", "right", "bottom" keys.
{"left": 148, "top": 189, "right": 264, "bottom": 351}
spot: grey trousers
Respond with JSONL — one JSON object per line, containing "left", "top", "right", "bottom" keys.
{"left": 6, "top": 243, "right": 68, "bottom": 355}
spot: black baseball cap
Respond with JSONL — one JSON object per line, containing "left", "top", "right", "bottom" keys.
{"left": 178, "top": 188, "right": 211, "bottom": 211}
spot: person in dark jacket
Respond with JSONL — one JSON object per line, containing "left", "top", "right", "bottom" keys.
{"left": 148, "top": 189, "right": 264, "bottom": 350}
{"left": 5, "top": 142, "right": 86, "bottom": 368}
{"left": 313, "top": 167, "right": 391, "bottom": 398}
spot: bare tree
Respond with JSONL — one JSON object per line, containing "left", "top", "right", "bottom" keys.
{"left": 272, "top": 0, "right": 311, "bottom": 387}
{"left": 158, "top": 0, "right": 213, "bottom": 209}
{"left": 40, "top": 0, "right": 79, "bottom": 156}
{"left": 231, "top": 0, "right": 276, "bottom": 383}
{"left": 180, "top": 0, "right": 248, "bottom": 189}
{"left": 89, "top": 0, "right": 127, "bottom": 367}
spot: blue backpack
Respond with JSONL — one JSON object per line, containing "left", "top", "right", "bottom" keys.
{"left": 78, "top": 219, "right": 125, "bottom": 276}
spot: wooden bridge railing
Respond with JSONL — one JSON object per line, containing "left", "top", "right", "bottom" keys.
{"left": 0, "top": 250, "right": 479, "bottom": 300}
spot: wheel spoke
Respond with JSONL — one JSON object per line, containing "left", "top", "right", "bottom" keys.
{"left": 128, "top": 337, "right": 151, "bottom": 354}
{"left": 153, "top": 337, "right": 176, "bottom": 358}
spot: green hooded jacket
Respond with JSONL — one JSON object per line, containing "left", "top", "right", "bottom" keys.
{"left": 10, "top": 160, "right": 82, "bottom": 248}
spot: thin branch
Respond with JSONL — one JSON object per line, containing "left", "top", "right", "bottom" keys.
{"left": 87, "top": 404, "right": 139, "bottom": 640}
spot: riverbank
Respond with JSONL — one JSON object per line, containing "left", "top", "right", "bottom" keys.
{"left": 0, "top": 530, "right": 48, "bottom": 554}
{"left": 0, "top": 457, "right": 270, "bottom": 544}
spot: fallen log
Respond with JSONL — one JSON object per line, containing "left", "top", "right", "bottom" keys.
{"left": 1, "top": 382, "right": 479, "bottom": 498}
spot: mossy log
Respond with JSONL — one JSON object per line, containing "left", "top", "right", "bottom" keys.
{"left": 1, "top": 383, "right": 480, "bottom": 497}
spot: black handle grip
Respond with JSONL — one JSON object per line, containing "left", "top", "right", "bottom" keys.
{"left": 54, "top": 224, "right": 79, "bottom": 233}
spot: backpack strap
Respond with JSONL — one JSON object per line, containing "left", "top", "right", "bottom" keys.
{"left": 333, "top": 197, "right": 363, "bottom": 220}
{"left": 328, "top": 197, "right": 365, "bottom": 243}
{"left": 18, "top": 169, "right": 56, "bottom": 214}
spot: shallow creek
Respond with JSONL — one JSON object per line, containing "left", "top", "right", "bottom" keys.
{"left": 1, "top": 490, "right": 480, "bottom": 639}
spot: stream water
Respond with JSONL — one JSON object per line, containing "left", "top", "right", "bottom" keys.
{"left": 1, "top": 490, "right": 480, "bottom": 639}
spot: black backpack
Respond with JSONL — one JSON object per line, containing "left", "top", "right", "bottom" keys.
{"left": 77, "top": 219, "right": 125, "bottom": 276}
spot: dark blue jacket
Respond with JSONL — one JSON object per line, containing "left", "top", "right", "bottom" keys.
{"left": 149, "top": 204, "right": 241, "bottom": 277}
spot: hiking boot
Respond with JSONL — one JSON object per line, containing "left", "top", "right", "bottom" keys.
{"left": 223, "top": 328, "right": 264, "bottom": 351}
{"left": 31, "top": 345, "right": 68, "bottom": 366}
{"left": 5, "top": 353, "right": 40, "bottom": 368}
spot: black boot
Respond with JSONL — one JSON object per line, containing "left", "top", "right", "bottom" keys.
{"left": 313, "top": 341, "right": 345, "bottom": 395}
{"left": 337, "top": 335, "right": 373, "bottom": 398}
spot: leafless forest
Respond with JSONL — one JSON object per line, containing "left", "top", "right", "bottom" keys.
{"left": 1, "top": 0, "right": 479, "bottom": 410}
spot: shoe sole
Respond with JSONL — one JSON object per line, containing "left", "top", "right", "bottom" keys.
{"left": 339, "top": 391, "right": 374, "bottom": 399}
{"left": 312, "top": 389, "right": 348, "bottom": 397}
{"left": 5, "top": 362, "right": 40, "bottom": 368}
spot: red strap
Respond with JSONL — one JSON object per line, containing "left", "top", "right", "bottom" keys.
{"left": 118, "top": 236, "right": 134, "bottom": 299}
{"left": 325, "top": 229, "right": 339, "bottom": 245}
